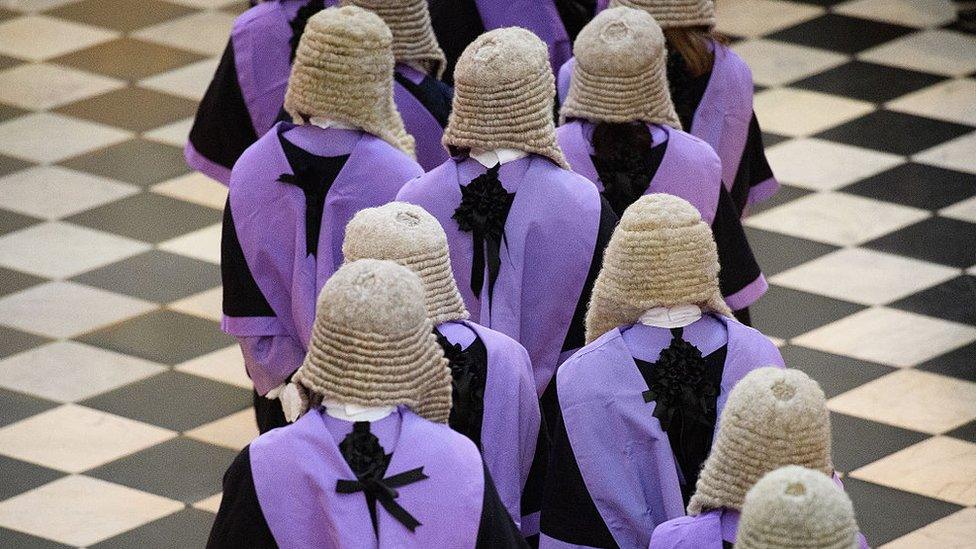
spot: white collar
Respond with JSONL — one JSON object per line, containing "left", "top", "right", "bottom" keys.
{"left": 638, "top": 305, "right": 702, "bottom": 328}
{"left": 470, "top": 148, "right": 528, "bottom": 168}
{"left": 323, "top": 400, "right": 395, "bottom": 422}
{"left": 309, "top": 116, "right": 360, "bottom": 131}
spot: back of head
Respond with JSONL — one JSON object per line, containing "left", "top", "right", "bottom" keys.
{"left": 585, "top": 193, "right": 730, "bottom": 343}
{"left": 609, "top": 0, "right": 715, "bottom": 29}
{"left": 343, "top": 202, "right": 469, "bottom": 325}
{"left": 561, "top": 7, "right": 679, "bottom": 128}
{"left": 284, "top": 6, "right": 415, "bottom": 156}
{"left": 688, "top": 367, "right": 833, "bottom": 514}
{"left": 736, "top": 466, "right": 859, "bottom": 549}
{"left": 339, "top": 0, "right": 447, "bottom": 78}
{"left": 442, "top": 27, "right": 568, "bottom": 168}
{"left": 294, "top": 259, "right": 452, "bottom": 422}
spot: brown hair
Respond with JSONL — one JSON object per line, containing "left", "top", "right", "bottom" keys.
{"left": 663, "top": 26, "right": 726, "bottom": 77}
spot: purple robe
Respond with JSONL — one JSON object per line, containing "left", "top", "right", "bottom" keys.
{"left": 474, "top": 0, "right": 572, "bottom": 73}
{"left": 440, "top": 319, "right": 540, "bottom": 527}
{"left": 397, "top": 155, "right": 603, "bottom": 396}
{"left": 540, "top": 315, "right": 784, "bottom": 549}
{"left": 250, "top": 407, "right": 484, "bottom": 547}
{"left": 223, "top": 122, "right": 422, "bottom": 393}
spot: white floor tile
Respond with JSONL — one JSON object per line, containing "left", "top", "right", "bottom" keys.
{"left": 887, "top": 79, "right": 976, "bottom": 126}
{"left": 939, "top": 196, "right": 976, "bottom": 223}
{"left": 0, "top": 221, "right": 149, "bottom": 278}
{"left": 731, "top": 38, "right": 848, "bottom": 87}
{"left": 744, "top": 192, "right": 930, "bottom": 246}
{"left": 142, "top": 116, "right": 193, "bottom": 147}
{"left": 771, "top": 248, "right": 960, "bottom": 306}
{"left": 0, "top": 404, "right": 176, "bottom": 472}
{"left": 157, "top": 222, "right": 221, "bottom": 264}
{"left": 0, "top": 281, "right": 156, "bottom": 338}
{"left": 0, "top": 475, "right": 183, "bottom": 547}
{"left": 168, "top": 286, "right": 222, "bottom": 321}
{"left": 0, "top": 63, "right": 124, "bottom": 110}
{"left": 851, "top": 437, "right": 976, "bottom": 506}
{"left": 835, "top": 0, "right": 956, "bottom": 28}
{"left": 881, "top": 508, "right": 976, "bottom": 549}
{"left": 151, "top": 171, "right": 227, "bottom": 210}
{"left": 0, "top": 0, "right": 82, "bottom": 12}
{"left": 914, "top": 132, "right": 976, "bottom": 174}
{"left": 192, "top": 492, "right": 223, "bottom": 513}
{"left": 139, "top": 56, "right": 219, "bottom": 101}
{"left": 0, "top": 166, "right": 138, "bottom": 219}
{"left": 0, "top": 341, "right": 165, "bottom": 402}
{"left": 754, "top": 88, "right": 875, "bottom": 137}
{"left": 175, "top": 345, "right": 250, "bottom": 389}
{"left": 185, "top": 409, "right": 258, "bottom": 450}
{"left": 715, "top": 0, "right": 823, "bottom": 37}
{"left": 764, "top": 138, "right": 904, "bottom": 191}
{"left": 133, "top": 11, "right": 236, "bottom": 56}
{"left": 860, "top": 30, "right": 976, "bottom": 77}
{"left": 794, "top": 307, "right": 976, "bottom": 368}
{"left": 0, "top": 112, "right": 132, "bottom": 163}
{"left": 0, "top": 15, "right": 118, "bottom": 61}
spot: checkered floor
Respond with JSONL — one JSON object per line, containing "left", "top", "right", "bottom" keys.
{"left": 0, "top": 0, "right": 972, "bottom": 546}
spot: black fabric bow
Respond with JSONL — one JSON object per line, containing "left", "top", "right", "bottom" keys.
{"left": 337, "top": 422, "right": 428, "bottom": 533}
{"left": 435, "top": 330, "right": 486, "bottom": 448}
{"left": 452, "top": 163, "right": 514, "bottom": 303}
{"left": 288, "top": 0, "right": 324, "bottom": 61}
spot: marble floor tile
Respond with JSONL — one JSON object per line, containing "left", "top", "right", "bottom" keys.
{"left": 794, "top": 307, "right": 976, "bottom": 368}
{"left": 0, "top": 281, "right": 155, "bottom": 338}
{"left": 0, "top": 221, "right": 149, "bottom": 278}
{"left": 859, "top": 30, "right": 976, "bottom": 77}
{"left": 913, "top": 131, "right": 976, "bottom": 175}
{"left": 0, "top": 0, "right": 79, "bottom": 11}
{"left": 0, "top": 455, "right": 63, "bottom": 501}
{"left": 744, "top": 227, "right": 838, "bottom": 275}
{"left": 829, "top": 412, "right": 927, "bottom": 474}
{"left": 66, "top": 192, "right": 219, "bottom": 244}
{"left": 730, "top": 39, "right": 847, "bottom": 87}
{"left": 791, "top": 60, "right": 946, "bottom": 105}
{"left": 851, "top": 437, "right": 976, "bottom": 506}
{"left": 0, "top": 341, "right": 164, "bottom": 402}
{"left": 770, "top": 248, "right": 960, "bottom": 305}
{"left": 941, "top": 196, "right": 976, "bottom": 223}
{"left": 185, "top": 409, "right": 258, "bottom": 450}
{"left": 919, "top": 342, "right": 976, "bottom": 383}
{"left": 0, "top": 267, "right": 42, "bottom": 297}
{"left": 752, "top": 285, "right": 865, "bottom": 340}
{"left": 157, "top": 222, "right": 221, "bottom": 264}
{"left": 45, "top": 0, "right": 195, "bottom": 33}
{"left": 0, "top": 62, "right": 123, "bottom": 110}
{"left": 0, "top": 15, "right": 117, "bottom": 61}
{"left": 881, "top": 508, "right": 976, "bottom": 549}
{"left": 150, "top": 171, "right": 226, "bottom": 209}
{"left": 815, "top": 109, "right": 974, "bottom": 156}
{"left": 743, "top": 192, "right": 930, "bottom": 246}
{"left": 834, "top": 0, "right": 956, "bottom": 28}
{"left": 58, "top": 138, "right": 187, "bottom": 187}
{"left": 767, "top": 13, "right": 914, "bottom": 54}
{"left": 174, "top": 345, "right": 250, "bottom": 389}
{"left": 763, "top": 138, "right": 903, "bottom": 191}
{"left": 780, "top": 345, "right": 895, "bottom": 399}
{"left": 715, "top": 0, "right": 823, "bottom": 37}
{"left": 0, "top": 112, "right": 131, "bottom": 163}
{"left": 138, "top": 56, "right": 218, "bottom": 101}
{"left": 887, "top": 79, "right": 976, "bottom": 126}
{"left": 754, "top": 88, "right": 875, "bottom": 137}
{"left": 889, "top": 276, "right": 976, "bottom": 326}
{"left": 132, "top": 11, "right": 235, "bottom": 56}
{"left": 865, "top": 217, "right": 976, "bottom": 268}
{"left": 0, "top": 404, "right": 175, "bottom": 472}
{"left": 142, "top": 116, "right": 193, "bottom": 147}
{"left": 0, "top": 475, "right": 182, "bottom": 547}
{"left": 55, "top": 86, "right": 197, "bottom": 133}
{"left": 843, "top": 477, "right": 962, "bottom": 546}
{"left": 70, "top": 249, "right": 220, "bottom": 302}
{"left": 90, "top": 507, "right": 214, "bottom": 549}
{"left": 843, "top": 163, "right": 976, "bottom": 211}
{"left": 0, "top": 387, "right": 55, "bottom": 427}
{"left": 76, "top": 310, "right": 233, "bottom": 365}
{"left": 51, "top": 37, "right": 206, "bottom": 81}
{"left": 0, "top": 166, "right": 138, "bottom": 219}
{"left": 192, "top": 492, "right": 222, "bottom": 513}
{"left": 827, "top": 369, "right": 976, "bottom": 433}
{"left": 168, "top": 286, "right": 222, "bottom": 321}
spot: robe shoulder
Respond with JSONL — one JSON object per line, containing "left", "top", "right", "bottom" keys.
{"left": 206, "top": 445, "right": 278, "bottom": 549}
{"left": 714, "top": 44, "right": 755, "bottom": 97}
{"left": 356, "top": 134, "right": 425, "bottom": 181}
{"left": 649, "top": 514, "right": 711, "bottom": 549}
{"left": 231, "top": 0, "right": 294, "bottom": 37}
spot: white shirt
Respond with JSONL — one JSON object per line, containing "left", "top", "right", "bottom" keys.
{"left": 323, "top": 400, "right": 396, "bottom": 422}
{"left": 470, "top": 148, "right": 529, "bottom": 168}
{"left": 638, "top": 305, "right": 702, "bottom": 329}
{"left": 309, "top": 116, "right": 360, "bottom": 131}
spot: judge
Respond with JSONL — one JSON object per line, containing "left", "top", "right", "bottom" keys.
{"left": 341, "top": 202, "right": 543, "bottom": 531}
{"left": 396, "top": 27, "right": 618, "bottom": 401}
{"left": 187, "top": 0, "right": 453, "bottom": 180}
{"left": 558, "top": 0, "right": 778, "bottom": 215}
{"left": 539, "top": 194, "right": 783, "bottom": 549}
{"left": 207, "top": 260, "right": 528, "bottom": 548}
{"left": 557, "top": 7, "right": 765, "bottom": 321}
{"left": 649, "top": 368, "right": 868, "bottom": 549}
{"left": 221, "top": 6, "right": 422, "bottom": 432}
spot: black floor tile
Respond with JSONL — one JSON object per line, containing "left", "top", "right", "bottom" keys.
{"left": 889, "top": 276, "right": 976, "bottom": 325}
{"left": 918, "top": 342, "right": 976, "bottom": 383}
{"left": 0, "top": 267, "right": 44, "bottom": 297}
{"left": 767, "top": 14, "right": 915, "bottom": 54}
{"left": 0, "top": 528, "right": 72, "bottom": 549}
{"left": 841, "top": 163, "right": 976, "bottom": 210}
{"left": 0, "top": 326, "right": 51, "bottom": 360}
{"left": 753, "top": 286, "right": 866, "bottom": 339}
{"left": 0, "top": 103, "right": 27, "bottom": 123}
{"left": 789, "top": 0, "right": 846, "bottom": 5}
{"left": 760, "top": 131, "right": 791, "bottom": 148}
{"left": 79, "top": 371, "right": 250, "bottom": 431}
{"left": 0, "top": 154, "right": 32, "bottom": 178}
{"left": 781, "top": 345, "right": 895, "bottom": 398}
{"left": 814, "top": 110, "right": 974, "bottom": 155}
{"left": 58, "top": 139, "right": 189, "bottom": 187}
{"left": 55, "top": 87, "right": 197, "bottom": 133}
{"left": 76, "top": 309, "right": 234, "bottom": 365}
{"left": 792, "top": 61, "right": 946, "bottom": 104}
{"left": 830, "top": 413, "right": 928, "bottom": 473}
{"left": 53, "top": 38, "right": 207, "bottom": 81}
{"left": 746, "top": 183, "right": 813, "bottom": 215}
{"left": 0, "top": 455, "right": 64, "bottom": 500}
{"left": 864, "top": 217, "right": 976, "bottom": 268}
{"left": 0, "top": 207, "right": 40, "bottom": 236}
{"left": 65, "top": 192, "right": 219, "bottom": 244}
{"left": 945, "top": 420, "right": 976, "bottom": 443}
{"left": 91, "top": 508, "right": 215, "bottom": 549}
{"left": 87, "top": 437, "right": 238, "bottom": 502}
{"left": 71, "top": 250, "right": 220, "bottom": 303}
{"left": 45, "top": 0, "right": 195, "bottom": 33}
{"left": 842, "top": 477, "right": 962, "bottom": 546}
{"left": 744, "top": 227, "right": 839, "bottom": 275}
{"left": 0, "top": 388, "right": 57, "bottom": 427}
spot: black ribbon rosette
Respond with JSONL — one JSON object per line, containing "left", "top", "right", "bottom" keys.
{"left": 452, "top": 163, "right": 514, "bottom": 303}
{"left": 337, "top": 422, "right": 428, "bottom": 533}
{"left": 435, "top": 331, "right": 486, "bottom": 448}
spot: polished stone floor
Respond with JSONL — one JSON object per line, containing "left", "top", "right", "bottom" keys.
{"left": 0, "top": 0, "right": 973, "bottom": 546}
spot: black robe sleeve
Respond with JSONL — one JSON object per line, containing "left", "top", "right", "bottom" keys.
{"left": 713, "top": 185, "right": 761, "bottom": 304}
{"left": 729, "top": 113, "right": 775, "bottom": 214}
{"left": 539, "top": 381, "right": 618, "bottom": 548}
{"left": 207, "top": 446, "right": 278, "bottom": 549}
{"left": 188, "top": 38, "right": 260, "bottom": 172}
{"left": 221, "top": 199, "right": 276, "bottom": 318}
{"left": 427, "top": 0, "right": 485, "bottom": 85}
{"left": 477, "top": 462, "right": 532, "bottom": 549}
